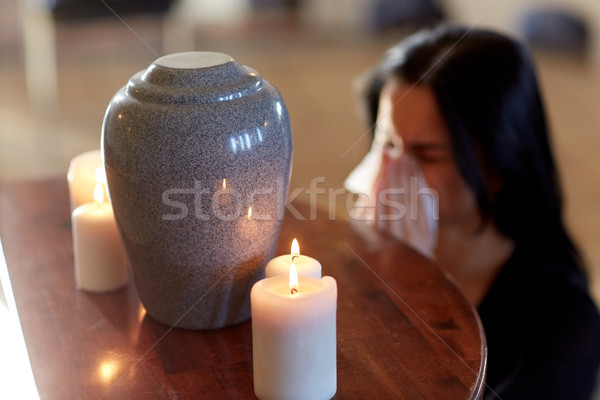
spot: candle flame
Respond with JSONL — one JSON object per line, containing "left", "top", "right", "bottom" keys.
{"left": 95, "top": 167, "right": 107, "bottom": 184}
{"left": 94, "top": 167, "right": 108, "bottom": 205}
{"left": 94, "top": 183, "right": 104, "bottom": 205}
{"left": 247, "top": 206, "right": 252, "bottom": 219}
{"left": 289, "top": 262, "right": 299, "bottom": 294}
{"left": 222, "top": 179, "right": 227, "bottom": 190}
{"left": 291, "top": 238, "right": 300, "bottom": 256}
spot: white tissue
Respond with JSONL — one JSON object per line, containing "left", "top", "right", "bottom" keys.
{"left": 344, "top": 114, "right": 438, "bottom": 258}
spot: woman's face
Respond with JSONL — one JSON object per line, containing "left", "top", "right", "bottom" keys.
{"left": 379, "top": 81, "right": 480, "bottom": 230}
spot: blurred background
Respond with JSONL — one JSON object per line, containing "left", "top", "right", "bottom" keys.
{"left": 1, "top": 0, "right": 599, "bottom": 303}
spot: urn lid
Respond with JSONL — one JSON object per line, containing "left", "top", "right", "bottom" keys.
{"left": 126, "top": 51, "right": 263, "bottom": 104}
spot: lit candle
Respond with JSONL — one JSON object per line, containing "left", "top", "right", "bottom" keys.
{"left": 265, "top": 238, "right": 322, "bottom": 278}
{"left": 71, "top": 179, "right": 127, "bottom": 292}
{"left": 67, "top": 149, "right": 105, "bottom": 211}
{"left": 251, "top": 267, "right": 337, "bottom": 400}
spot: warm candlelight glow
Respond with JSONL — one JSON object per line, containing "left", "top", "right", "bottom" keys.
{"left": 93, "top": 183, "right": 104, "bottom": 205}
{"left": 94, "top": 167, "right": 107, "bottom": 184}
{"left": 247, "top": 206, "right": 252, "bottom": 219}
{"left": 94, "top": 166, "right": 107, "bottom": 206}
{"left": 222, "top": 179, "right": 227, "bottom": 190}
{"left": 291, "top": 238, "right": 300, "bottom": 256}
{"left": 289, "top": 262, "right": 299, "bottom": 294}
{"left": 67, "top": 150, "right": 104, "bottom": 211}
{"left": 98, "top": 358, "right": 120, "bottom": 383}
{"left": 138, "top": 304, "right": 147, "bottom": 322}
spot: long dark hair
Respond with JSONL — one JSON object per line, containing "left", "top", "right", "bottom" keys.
{"left": 363, "top": 24, "right": 582, "bottom": 266}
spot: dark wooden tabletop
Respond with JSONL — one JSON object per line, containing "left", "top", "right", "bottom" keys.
{"left": 0, "top": 178, "right": 486, "bottom": 400}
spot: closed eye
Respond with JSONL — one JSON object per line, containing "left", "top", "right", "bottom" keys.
{"left": 406, "top": 143, "right": 452, "bottom": 163}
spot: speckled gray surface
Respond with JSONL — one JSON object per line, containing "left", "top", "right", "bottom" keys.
{"left": 102, "top": 52, "right": 293, "bottom": 329}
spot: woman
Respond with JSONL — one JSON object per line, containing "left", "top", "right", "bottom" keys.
{"left": 348, "top": 25, "right": 600, "bottom": 399}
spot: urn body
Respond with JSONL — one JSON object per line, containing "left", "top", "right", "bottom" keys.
{"left": 102, "top": 52, "right": 293, "bottom": 329}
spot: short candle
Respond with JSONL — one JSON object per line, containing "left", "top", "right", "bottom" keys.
{"left": 251, "top": 265, "right": 337, "bottom": 400}
{"left": 265, "top": 238, "right": 321, "bottom": 278}
{"left": 71, "top": 181, "right": 127, "bottom": 292}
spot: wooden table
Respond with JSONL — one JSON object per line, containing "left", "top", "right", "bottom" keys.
{"left": 0, "top": 178, "right": 486, "bottom": 399}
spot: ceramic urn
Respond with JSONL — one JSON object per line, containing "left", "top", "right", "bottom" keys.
{"left": 102, "top": 52, "right": 293, "bottom": 329}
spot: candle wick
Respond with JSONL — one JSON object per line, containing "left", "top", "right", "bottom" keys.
{"left": 291, "top": 255, "right": 299, "bottom": 262}
{"left": 291, "top": 288, "right": 298, "bottom": 295}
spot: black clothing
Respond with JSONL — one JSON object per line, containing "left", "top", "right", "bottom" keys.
{"left": 478, "top": 246, "right": 600, "bottom": 400}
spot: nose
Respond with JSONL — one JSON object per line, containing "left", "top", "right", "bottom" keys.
{"left": 373, "top": 108, "right": 404, "bottom": 157}
{"left": 384, "top": 133, "right": 402, "bottom": 149}
{"left": 383, "top": 130, "right": 404, "bottom": 159}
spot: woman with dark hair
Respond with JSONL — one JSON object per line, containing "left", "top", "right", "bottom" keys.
{"left": 347, "top": 25, "right": 600, "bottom": 399}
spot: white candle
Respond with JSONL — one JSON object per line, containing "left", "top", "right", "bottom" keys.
{"left": 251, "top": 264, "right": 337, "bottom": 400}
{"left": 71, "top": 183, "right": 127, "bottom": 292}
{"left": 67, "top": 150, "right": 105, "bottom": 211}
{"left": 265, "top": 238, "right": 321, "bottom": 278}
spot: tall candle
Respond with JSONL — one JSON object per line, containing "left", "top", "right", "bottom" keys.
{"left": 67, "top": 149, "right": 104, "bottom": 211}
{"left": 251, "top": 265, "right": 337, "bottom": 400}
{"left": 72, "top": 183, "right": 127, "bottom": 292}
{"left": 265, "top": 238, "right": 321, "bottom": 278}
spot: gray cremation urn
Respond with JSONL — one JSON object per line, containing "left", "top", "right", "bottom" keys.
{"left": 102, "top": 52, "right": 293, "bottom": 329}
